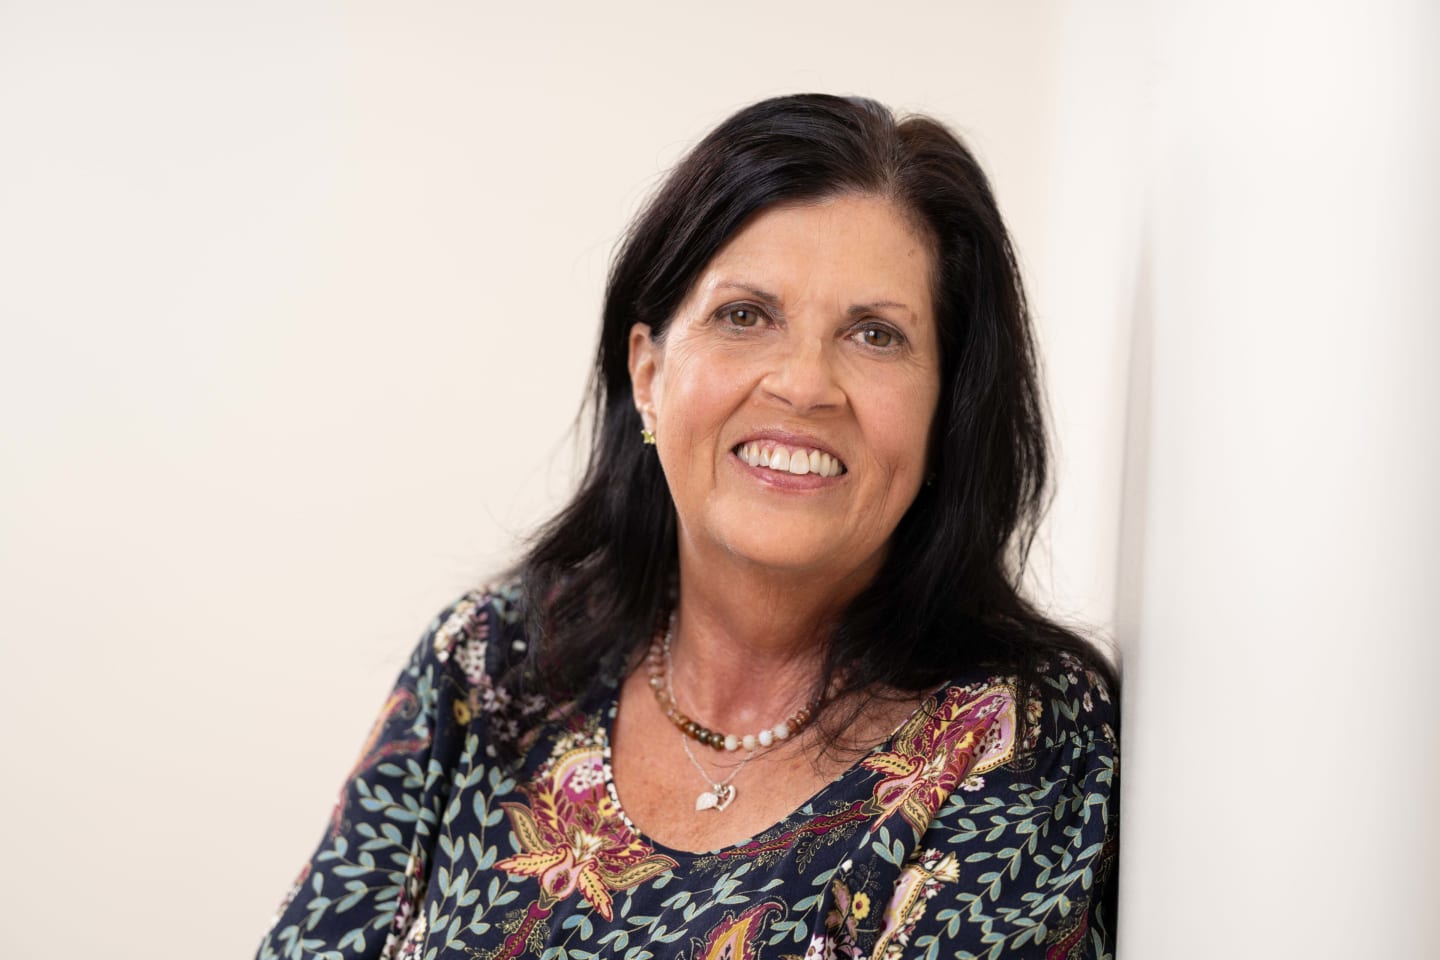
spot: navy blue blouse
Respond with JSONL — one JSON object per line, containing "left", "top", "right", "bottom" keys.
{"left": 258, "top": 584, "right": 1117, "bottom": 959}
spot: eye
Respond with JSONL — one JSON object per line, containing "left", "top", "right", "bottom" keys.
{"left": 716, "top": 304, "right": 766, "bottom": 328}
{"left": 852, "top": 324, "right": 902, "bottom": 349}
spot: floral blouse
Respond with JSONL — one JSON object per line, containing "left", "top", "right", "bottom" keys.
{"left": 257, "top": 585, "right": 1118, "bottom": 960}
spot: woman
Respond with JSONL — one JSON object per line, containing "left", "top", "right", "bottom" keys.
{"left": 258, "top": 94, "right": 1119, "bottom": 960}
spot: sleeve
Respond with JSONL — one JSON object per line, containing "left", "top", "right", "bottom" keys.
{"left": 255, "top": 591, "right": 499, "bottom": 960}
{"left": 875, "top": 676, "right": 1119, "bottom": 959}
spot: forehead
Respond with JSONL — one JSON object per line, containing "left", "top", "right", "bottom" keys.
{"left": 694, "top": 194, "right": 935, "bottom": 313}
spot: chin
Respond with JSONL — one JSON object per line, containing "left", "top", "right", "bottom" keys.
{"left": 715, "top": 528, "right": 861, "bottom": 578}
{"left": 729, "top": 547, "right": 833, "bottom": 575}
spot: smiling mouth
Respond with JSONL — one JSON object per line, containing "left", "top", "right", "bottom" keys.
{"left": 733, "top": 441, "right": 847, "bottom": 478}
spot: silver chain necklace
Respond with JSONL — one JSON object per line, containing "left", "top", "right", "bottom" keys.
{"left": 663, "top": 633, "right": 758, "bottom": 812}
{"left": 677, "top": 729, "right": 756, "bottom": 812}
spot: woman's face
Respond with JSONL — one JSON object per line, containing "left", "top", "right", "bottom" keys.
{"left": 628, "top": 193, "right": 941, "bottom": 587}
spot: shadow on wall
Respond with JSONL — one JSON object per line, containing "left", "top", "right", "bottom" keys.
{"left": 1113, "top": 230, "right": 1152, "bottom": 679}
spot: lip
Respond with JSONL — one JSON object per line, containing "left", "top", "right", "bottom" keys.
{"left": 728, "top": 428, "right": 849, "bottom": 491}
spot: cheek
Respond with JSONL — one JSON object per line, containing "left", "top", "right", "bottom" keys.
{"left": 659, "top": 351, "right": 748, "bottom": 435}
{"left": 654, "top": 356, "right": 748, "bottom": 476}
{"left": 860, "top": 379, "right": 940, "bottom": 476}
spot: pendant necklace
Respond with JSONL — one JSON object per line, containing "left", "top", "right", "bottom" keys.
{"left": 652, "top": 613, "right": 825, "bottom": 813}
{"left": 677, "top": 726, "right": 754, "bottom": 812}
{"left": 665, "top": 643, "right": 757, "bottom": 811}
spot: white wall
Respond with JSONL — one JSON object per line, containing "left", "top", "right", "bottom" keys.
{"left": 0, "top": 3, "right": 1079, "bottom": 957}
{"left": 2, "top": 2, "right": 1435, "bottom": 957}
{"left": 1110, "top": 2, "right": 1440, "bottom": 955}
{"left": 1037, "top": 3, "right": 1440, "bottom": 954}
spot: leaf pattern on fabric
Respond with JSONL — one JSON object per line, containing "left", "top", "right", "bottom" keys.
{"left": 257, "top": 589, "right": 1118, "bottom": 960}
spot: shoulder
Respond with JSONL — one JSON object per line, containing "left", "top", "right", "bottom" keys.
{"left": 420, "top": 578, "right": 530, "bottom": 688}
{"left": 1018, "top": 649, "right": 1118, "bottom": 755}
{"left": 878, "top": 655, "right": 1120, "bottom": 958}
{"left": 903, "top": 649, "right": 1116, "bottom": 779}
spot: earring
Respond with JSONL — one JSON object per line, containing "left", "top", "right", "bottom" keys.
{"left": 641, "top": 428, "right": 656, "bottom": 446}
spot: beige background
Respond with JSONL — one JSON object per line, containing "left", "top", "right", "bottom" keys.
{"left": 2, "top": 1, "right": 1437, "bottom": 957}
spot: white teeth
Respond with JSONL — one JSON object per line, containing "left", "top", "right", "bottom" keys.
{"left": 735, "top": 442, "right": 845, "bottom": 477}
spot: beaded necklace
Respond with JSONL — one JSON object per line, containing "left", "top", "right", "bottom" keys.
{"left": 645, "top": 613, "right": 826, "bottom": 812}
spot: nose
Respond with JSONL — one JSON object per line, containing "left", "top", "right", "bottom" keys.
{"left": 761, "top": 333, "right": 845, "bottom": 413}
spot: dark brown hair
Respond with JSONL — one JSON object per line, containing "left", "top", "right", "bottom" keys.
{"left": 515, "top": 94, "right": 1115, "bottom": 734}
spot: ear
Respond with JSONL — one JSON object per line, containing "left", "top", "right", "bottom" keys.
{"left": 627, "top": 323, "right": 660, "bottom": 432}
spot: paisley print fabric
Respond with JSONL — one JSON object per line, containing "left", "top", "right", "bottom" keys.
{"left": 257, "top": 587, "right": 1118, "bottom": 959}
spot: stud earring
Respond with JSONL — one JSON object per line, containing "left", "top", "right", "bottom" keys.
{"left": 641, "top": 428, "right": 656, "bottom": 446}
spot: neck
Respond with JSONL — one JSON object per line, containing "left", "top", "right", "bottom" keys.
{"left": 662, "top": 541, "right": 879, "bottom": 734}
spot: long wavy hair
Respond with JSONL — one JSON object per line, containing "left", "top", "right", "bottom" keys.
{"left": 515, "top": 94, "right": 1115, "bottom": 737}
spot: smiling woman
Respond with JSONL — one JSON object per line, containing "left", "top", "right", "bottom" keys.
{"left": 628, "top": 195, "right": 940, "bottom": 583}
{"left": 258, "top": 95, "right": 1119, "bottom": 960}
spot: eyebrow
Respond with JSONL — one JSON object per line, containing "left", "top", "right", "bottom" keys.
{"left": 715, "top": 282, "right": 785, "bottom": 314}
{"left": 847, "top": 300, "right": 916, "bottom": 320}
{"left": 713, "top": 281, "right": 919, "bottom": 324}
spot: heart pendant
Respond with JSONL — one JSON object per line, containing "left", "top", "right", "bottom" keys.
{"left": 695, "top": 784, "right": 735, "bottom": 812}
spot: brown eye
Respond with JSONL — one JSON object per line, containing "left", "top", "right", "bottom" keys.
{"left": 856, "top": 326, "right": 897, "bottom": 348}
{"left": 719, "top": 306, "right": 763, "bottom": 328}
